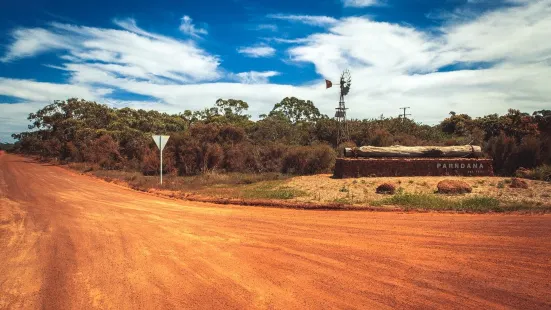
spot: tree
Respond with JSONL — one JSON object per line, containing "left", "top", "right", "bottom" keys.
{"left": 533, "top": 110, "right": 551, "bottom": 133}
{"left": 269, "top": 97, "right": 323, "bottom": 124}
{"left": 192, "top": 99, "right": 252, "bottom": 125}
{"left": 440, "top": 113, "right": 473, "bottom": 136}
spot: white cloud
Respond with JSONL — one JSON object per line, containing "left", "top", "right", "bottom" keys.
{"left": 288, "top": 17, "right": 451, "bottom": 78}
{"left": 342, "top": 0, "right": 379, "bottom": 8}
{"left": 0, "top": 102, "right": 45, "bottom": 142}
{"left": 443, "top": 0, "right": 551, "bottom": 64}
{"left": 237, "top": 45, "right": 276, "bottom": 58}
{"left": 267, "top": 14, "right": 338, "bottom": 27}
{"left": 1, "top": 28, "right": 69, "bottom": 62}
{"left": 266, "top": 37, "right": 311, "bottom": 44}
{"left": 179, "top": 15, "right": 208, "bottom": 37}
{"left": 1, "top": 0, "right": 551, "bottom": 142}
{"left": 231, "top": 71, "right": 280, "bottom": 84}
{"left": 0, "top": 77, "right": 111, "bottom": 102}
{"left": 1, "top": 20, "right": 221, "bottom": 83}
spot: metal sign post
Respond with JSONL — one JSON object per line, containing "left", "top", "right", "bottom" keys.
{"left": 152, "top": 135, "right": 170, "bottom": 185}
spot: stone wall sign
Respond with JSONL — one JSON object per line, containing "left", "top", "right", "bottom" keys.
{"left": 334, "top": 158, "right": 494, "bottom": 178}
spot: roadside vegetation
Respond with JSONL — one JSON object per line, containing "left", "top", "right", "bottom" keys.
{"left": 371, "top": 193, "right": 549, "bottom": 213}
{"left": 0, "top": 143, "right": 14, "bottom": 151}
{"left": 7, "top": 97, "right": 551, "bottom": 212}
{"left": 10, "top": 98, "right": 551, "bottom": 178}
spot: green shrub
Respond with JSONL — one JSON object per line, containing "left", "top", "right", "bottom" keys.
{"left": 282, "top": 144, "right": 336, "bottom": 175}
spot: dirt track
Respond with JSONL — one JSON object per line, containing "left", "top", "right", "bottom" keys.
{"left": 1, "top": 153, "right": 550, "bottom": 310}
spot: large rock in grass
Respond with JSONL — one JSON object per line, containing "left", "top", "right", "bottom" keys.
{"left": 437, "top": 180, "right": 472, "bottom": 194}
{"left": 510, "top": 178, "right": 529, "bottom": 189}
{"left": 376, "top": 183, "right": 396, "bottom": 194}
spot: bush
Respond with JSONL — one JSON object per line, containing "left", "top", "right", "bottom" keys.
{"left": 370, "top": 128, "right": 393, "bottom": 147}
{"left": 64, "top": 141, "right": 82, "bottom": 162}
{"left": 203, "top": 143, "right": 224, "bottom": 172}
{"left": 256, "top": 143, "right": 287, "bottom": 173}
{"left": 517, "top": 165, "right": 551, "bottom": 182}
{"left": 376, "top": 183, "right": 396, "bottom": 194}
{"left": 84, "top": 135, "right": 123, "bottom": 170}
{"left": 223, "top": 142, "right": 257, "bottom": 172}
{"left": 485, "top": 132, "right": 517, "bottom": 175}
{"left": 533, "top": 165, "right": 551, "bottom": 181}
{"left": 515, "top": 167, "right": 532, "bottom": 178}
{"left": 282, "top": 144, "right": 336, "bottom": 175}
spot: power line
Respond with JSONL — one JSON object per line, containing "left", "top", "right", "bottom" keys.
{"left": 399, "top": 107, "right": 411, "bottom": 120}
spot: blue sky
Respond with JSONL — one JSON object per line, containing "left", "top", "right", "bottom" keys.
{"left": 1, "top": 0, "right": 550, "bottom": 142}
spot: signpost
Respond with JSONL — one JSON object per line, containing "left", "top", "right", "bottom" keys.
{"left": 152, "top": 135, "right": 170, "bottom": 184}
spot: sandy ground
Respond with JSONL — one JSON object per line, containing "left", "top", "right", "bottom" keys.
{"left": 287, "top": 174, "right": 551, "bottom": 205}
{"left": 1, "top": 152, "right": 551, "bottom": 310}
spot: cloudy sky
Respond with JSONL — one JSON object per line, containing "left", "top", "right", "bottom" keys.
{"left": 1, "top": 0, "right": 550, "bottom": 142}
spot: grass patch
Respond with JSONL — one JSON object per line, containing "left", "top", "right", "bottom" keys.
{"left": 333, "top": 197, "right": 353, "bottom": 204}
{"left": 88, "top": 170, "right": 289, "bottom": 191}
{"left": 242, "top": 181, "right": 307, "bottom": 200}
{"left": 370, "top": 192, "right": 537, "bottom": 212}
{"left": 68, "top": 162, "right": 99, "bottom": 173}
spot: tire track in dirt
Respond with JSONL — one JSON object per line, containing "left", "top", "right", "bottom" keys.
{"left": 0, "top": 153, "right": 550, "bottom": 309}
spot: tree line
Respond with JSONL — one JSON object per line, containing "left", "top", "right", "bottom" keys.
{"left": 10, "top": 98, "right": 551, "bottom": 177}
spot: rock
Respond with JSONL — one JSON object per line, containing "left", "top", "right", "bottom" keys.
{"left": 437, "top": 180, "right": 472, "bottom": 194}
{"left": 510, "top": 178, "right": 529, "bottom": 189}
{"left": 376, "top": 183, "right": 396, "bottom": 194}
{"left": 515, "top": 167, "right": 532, "bottom": 179}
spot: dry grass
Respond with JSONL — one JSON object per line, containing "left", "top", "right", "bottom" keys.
{"left": 286, "top": 175, "right": 551, "bottom": 207}
{"left": 67, "top": 162, "right": 551, "bottom": 212}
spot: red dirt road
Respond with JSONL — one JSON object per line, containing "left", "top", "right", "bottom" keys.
{"left": 1, "top": 153, "right": 550, "bottom": 310}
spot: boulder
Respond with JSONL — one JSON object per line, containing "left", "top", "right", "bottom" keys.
{"left": 376, "top": 183, "right": 396, "bottom": 194}
{"left": 437, "top": 180, "right": 472, "bottom": 194}
{"left": 510, "top": 178, "right": 529, "bottom": 189}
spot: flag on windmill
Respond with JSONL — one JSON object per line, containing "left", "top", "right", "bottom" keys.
{"left": 325, "top": 79, "right": 332, "bottom": 89}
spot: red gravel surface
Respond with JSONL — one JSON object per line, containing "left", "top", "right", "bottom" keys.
{"left": 1, "top": 153, "right": 550, "bottom": 309}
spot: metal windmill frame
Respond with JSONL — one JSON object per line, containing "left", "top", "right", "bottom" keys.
{"left": 335, "top": 69, "right": 351, "bottom": 146}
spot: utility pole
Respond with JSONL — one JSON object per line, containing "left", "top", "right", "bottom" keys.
{"left": 399, "top": 107, "right": 411, "bottom": 121}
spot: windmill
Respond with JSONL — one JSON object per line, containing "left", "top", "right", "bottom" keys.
{"left": 330, "top": 69, "right": 352, "bottom": 146}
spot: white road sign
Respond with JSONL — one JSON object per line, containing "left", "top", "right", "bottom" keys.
{"left": 152, "top": 135, "right": 170, "bottom": 184}
{"left": 152, "top": 135, "right": 170, "bottom": 151}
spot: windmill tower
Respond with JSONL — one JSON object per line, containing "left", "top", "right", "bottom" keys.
{"left": 335, "top": 69, "right": 351, "bottom": 146}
